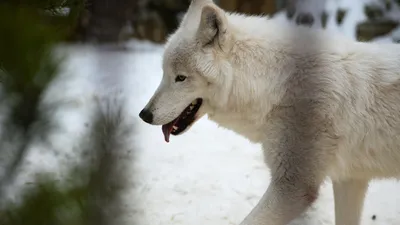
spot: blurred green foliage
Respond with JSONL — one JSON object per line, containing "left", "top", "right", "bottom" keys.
{"left": 0, "top": 173, "right": 90, "bottom": 225}
{"left": 0, "top": 5, "right": 60, "bottom": 129}
{"left": 0, "top": 1, "right": 85, "bottom": 129}
{"left": 0, "top": 1, "right": 134, "bottom": 224}
{"left": 0, "top": 1, "right": 94, "bottom": 224}
{"left": 0, "top": 0, "right": 86, "bottom": 192}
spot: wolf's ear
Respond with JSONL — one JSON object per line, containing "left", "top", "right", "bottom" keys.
{"left": 197, "top": 5, "right": 227, "bottom": 46}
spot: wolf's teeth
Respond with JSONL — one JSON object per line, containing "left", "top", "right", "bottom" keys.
{"left": 173, "top": 126, "right": 178, "bottom": 130}
{"left": 189, "top": 105, "right": 194, "bottom": 110}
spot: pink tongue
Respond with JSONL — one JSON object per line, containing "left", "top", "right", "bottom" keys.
{"left": 162, "top": 124, "right": 173, "bottom": 143}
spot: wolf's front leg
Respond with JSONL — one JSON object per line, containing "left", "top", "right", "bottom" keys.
{"left": 237, "top": 98, "right": 337, "bottom": 225}
{"left": 239, "top": 117, "right": 332, "bottom": 224}
{"left": 239, "top": 169, "right": 321, "bottom": 225}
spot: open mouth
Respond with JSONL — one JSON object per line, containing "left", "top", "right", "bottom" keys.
{"left": 161, "top": 98, "right": 203, "bottom": 143}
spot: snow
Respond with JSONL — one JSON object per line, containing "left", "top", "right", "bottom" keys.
{"left": 8, "top": 0, "right": 400, "bottom": 224}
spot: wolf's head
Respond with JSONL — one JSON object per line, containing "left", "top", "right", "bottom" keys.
{"left": 139, "top": 0, "right": 238, "bottom": 142}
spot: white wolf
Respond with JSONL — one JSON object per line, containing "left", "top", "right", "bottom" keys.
{"left": 139, "top": 0, "right": 400, "bottom": 224}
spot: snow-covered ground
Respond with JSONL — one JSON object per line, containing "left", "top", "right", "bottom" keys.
{"left": 10, "top": 0, "right": 400, "bottom": 224}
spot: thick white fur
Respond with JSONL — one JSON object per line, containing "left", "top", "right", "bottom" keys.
{"left": 140, "top": 0, "right": 400, "bottom": 224}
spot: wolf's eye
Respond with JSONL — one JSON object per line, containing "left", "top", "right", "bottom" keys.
{"left": 175, "top": 75, "right": 187, "bottom": 82}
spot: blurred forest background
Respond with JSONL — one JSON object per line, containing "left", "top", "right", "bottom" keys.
{"left": 0, "top": 0, "right": 399, "bottom": 224}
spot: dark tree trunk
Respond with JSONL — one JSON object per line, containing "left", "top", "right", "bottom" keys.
{"left": 220, "top": 0, "right": 276, "bottom": 15}
{"left": 77, "top": 0, "right": 137, "bottom": 43}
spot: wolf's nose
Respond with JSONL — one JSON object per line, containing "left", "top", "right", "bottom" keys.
{"left": 139, "top": 109, "right": 153, "bottom": 124}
